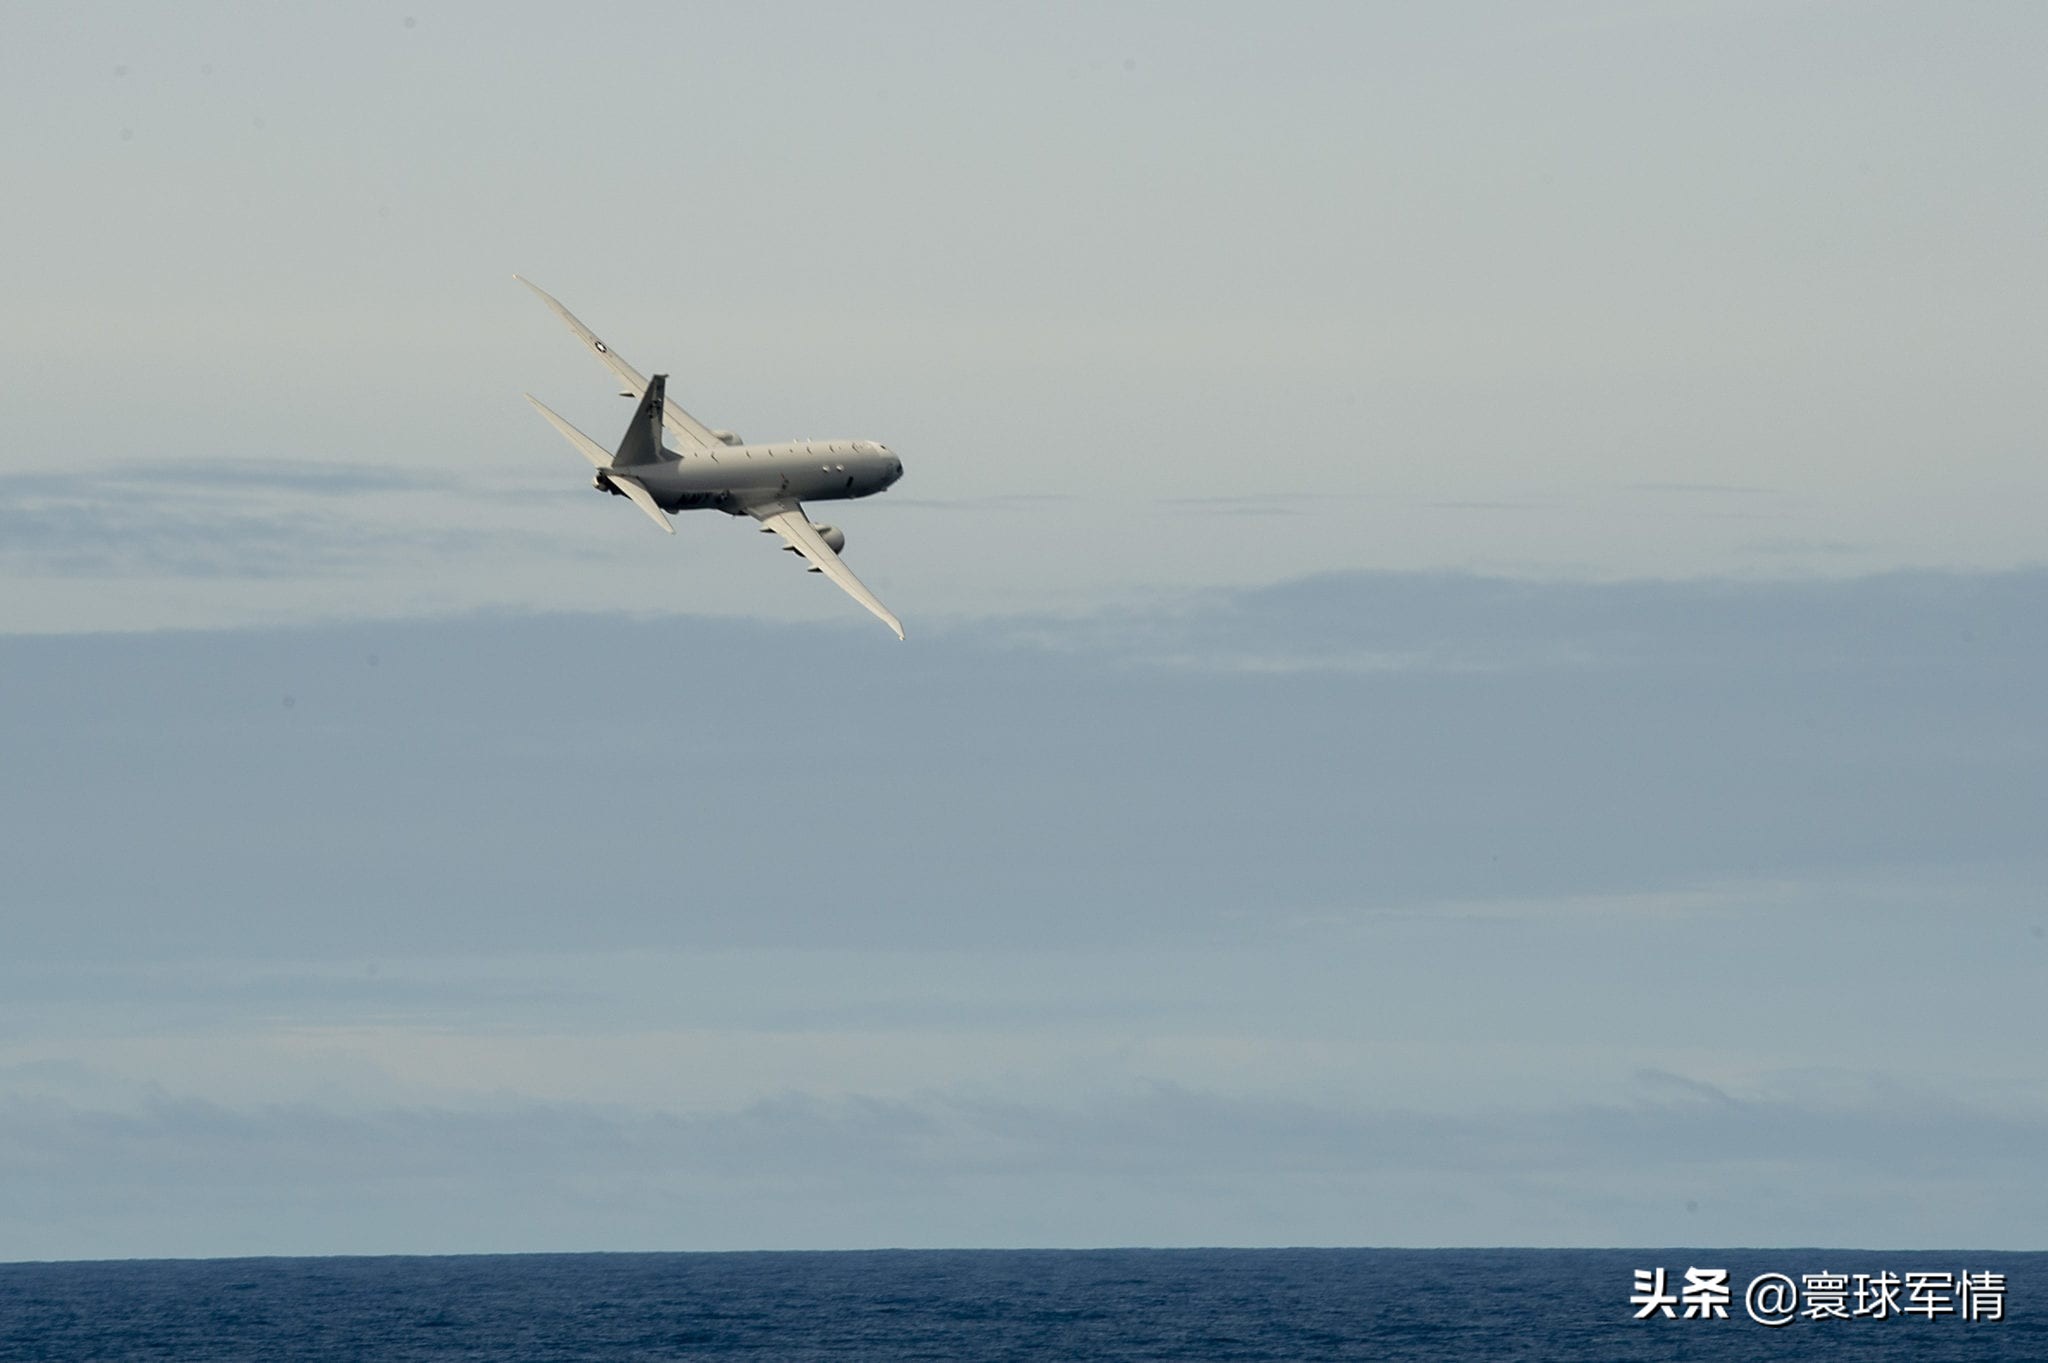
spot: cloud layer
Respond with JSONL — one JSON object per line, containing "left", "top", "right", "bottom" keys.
{"left": 3, "top": 570, "right": 2044, "bottom": 1256}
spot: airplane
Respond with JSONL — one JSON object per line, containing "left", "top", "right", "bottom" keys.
{"left": 517, "top": 276, "right": 908, "bottom": 639}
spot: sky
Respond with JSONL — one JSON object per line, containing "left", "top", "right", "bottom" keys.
{"left": 1, "top": 3, "right": 2045, "bottom": 1258}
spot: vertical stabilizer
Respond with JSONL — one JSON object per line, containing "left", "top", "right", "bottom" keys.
{"left": 612, "top": 374, "right": 669, "bottom": 467}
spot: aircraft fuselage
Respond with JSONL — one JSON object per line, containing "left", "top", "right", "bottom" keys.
{"left": 607, "top": 439, "right": 903, "bottom": 514}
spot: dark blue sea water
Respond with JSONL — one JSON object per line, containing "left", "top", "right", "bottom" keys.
{"left": 2, "top": 1248, "right": 2041, "bottom": 1361}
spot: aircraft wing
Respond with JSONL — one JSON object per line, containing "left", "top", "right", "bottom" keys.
{"left": 516, "top": 275, "right": 725, "bottom": 452}
{"left": 747, "top": 500, "right": 904, "bottom": 640}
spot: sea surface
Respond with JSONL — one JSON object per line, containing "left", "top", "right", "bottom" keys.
{"left": 2, "top": 1248, "right": 2041, "bottom": 1361}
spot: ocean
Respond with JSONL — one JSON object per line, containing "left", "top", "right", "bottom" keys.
{"left": 2, "top": 1248, "right": 2041, "bottom": 1360}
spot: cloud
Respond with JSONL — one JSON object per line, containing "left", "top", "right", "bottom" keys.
{"left": 881, "top": 493, "right": 1081, "bottom": 510}
{"left": 4, "top": 1072, "right": 2043, "bottom": 1254}
{"left": 2, "top": 569, "right": 2043, "bottom": 960}
{"left": 2, "top": 567, "right": 2042, "bottom": 1252}
{"left": 1623, "top": 482, "right": 1780, "bottom": 497}
{"left": 0, "top": 460, "right": 484, "bottom": 579}
{"left": 0, "top": 460, "right": 451, "bottom": 505}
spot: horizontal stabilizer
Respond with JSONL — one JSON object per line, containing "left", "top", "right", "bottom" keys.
{"left": 527, "top": 394, "right": 673, "bottom": 534}
{"left": 606, "top": 472, "right": 674, "bottom": 534}
{"left": 525, "top": 394, "right": 610, "bottom": 468}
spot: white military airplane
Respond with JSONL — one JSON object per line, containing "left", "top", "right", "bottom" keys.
{"left": 518, "top": 276, "right": 907, "bottom": 639}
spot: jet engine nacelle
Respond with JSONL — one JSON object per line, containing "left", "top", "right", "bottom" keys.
{"left": 782, "top": 523, "right": 847, "bottom": 555}
{"left": 711, "top": 430, "right": 745, "bottom": 447}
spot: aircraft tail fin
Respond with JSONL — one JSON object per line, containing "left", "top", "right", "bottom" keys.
{"left": 613, "top": 374, "right": 668, "bottom": 467}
